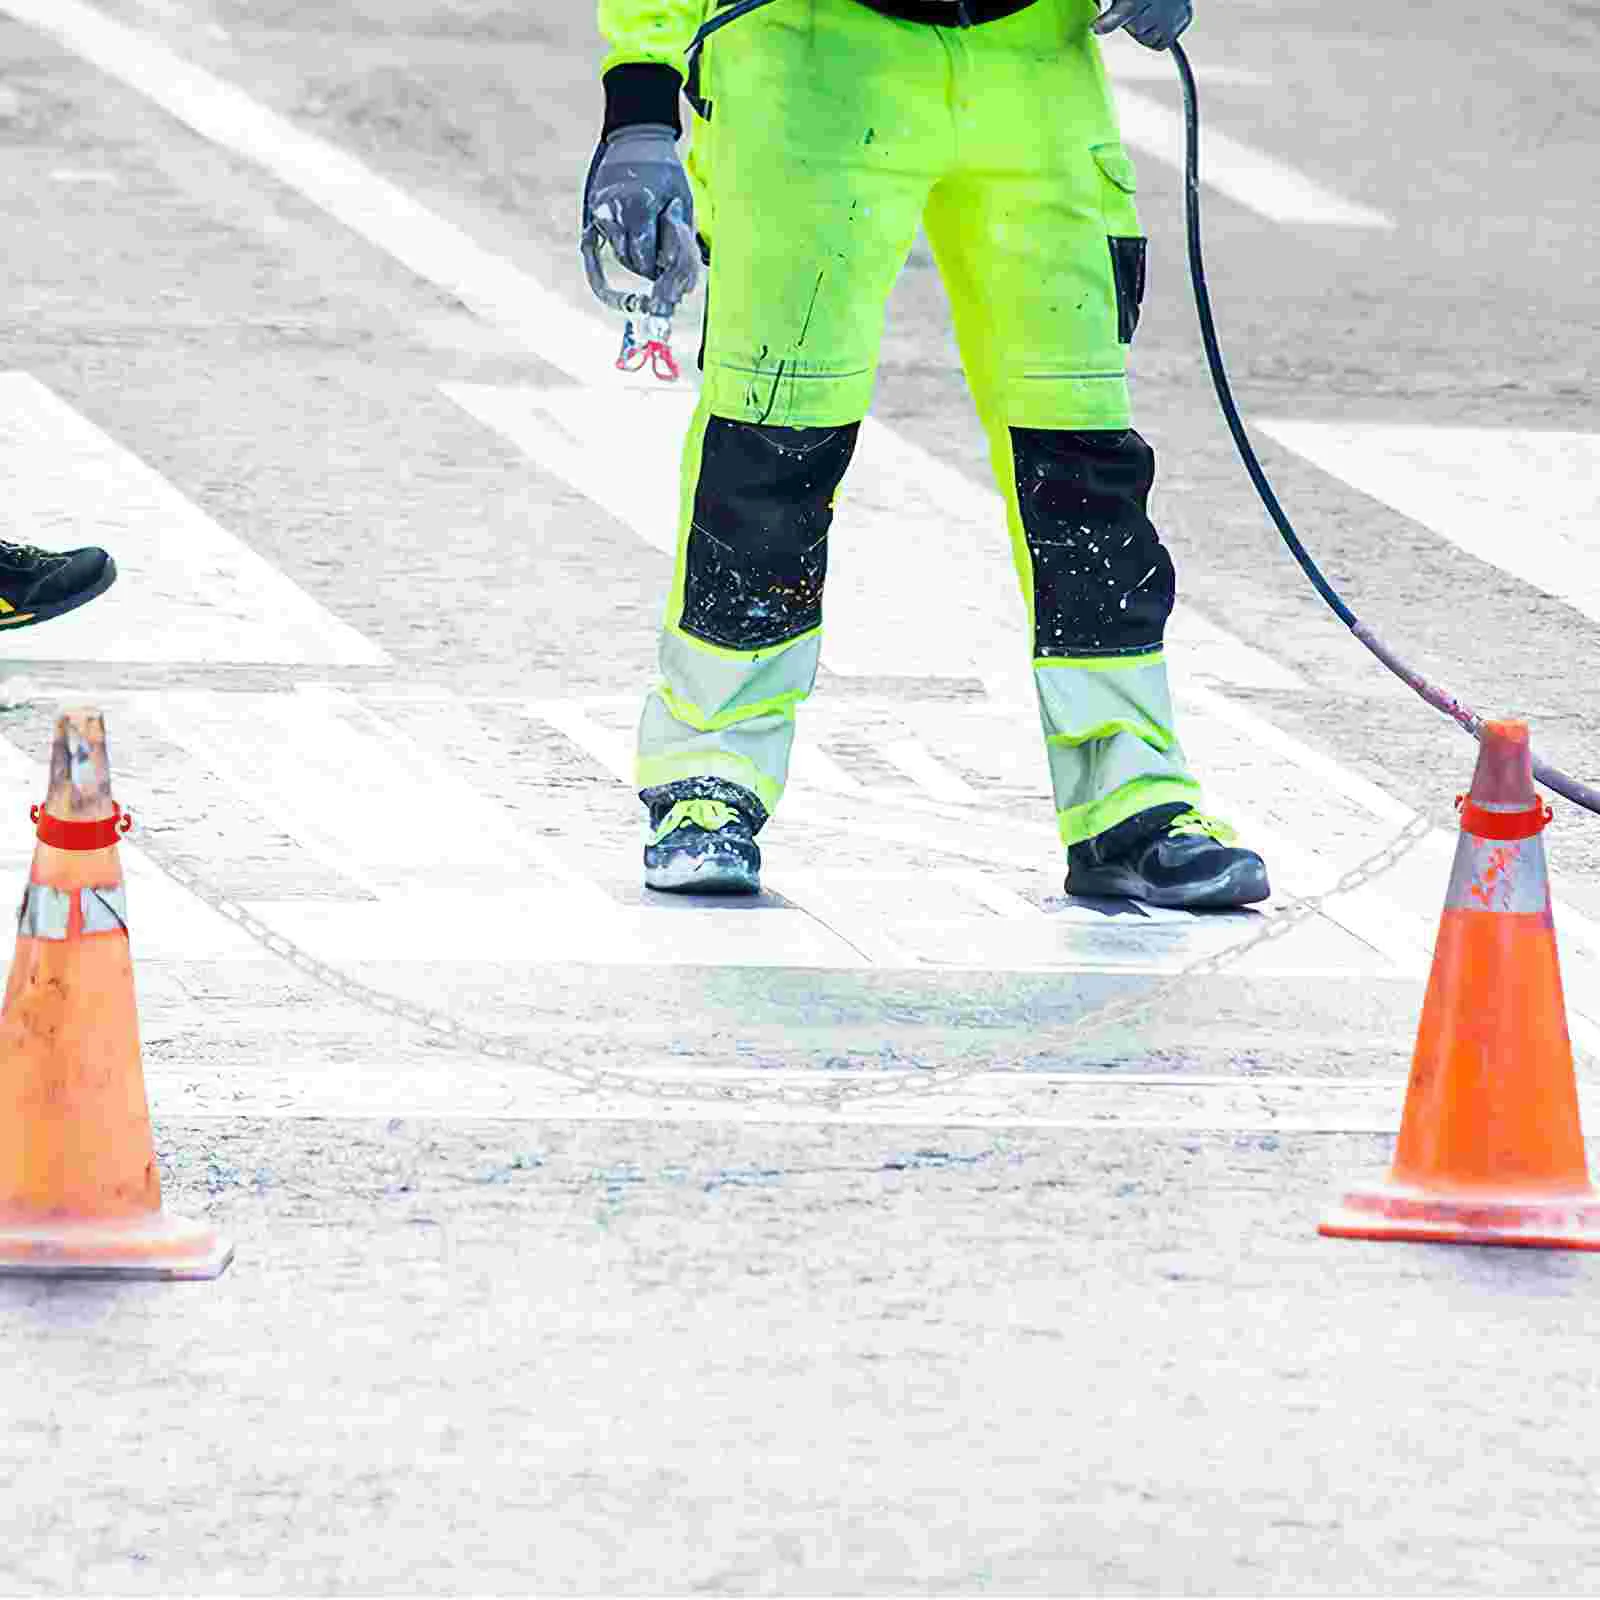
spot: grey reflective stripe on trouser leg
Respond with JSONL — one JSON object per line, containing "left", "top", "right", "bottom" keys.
{"left": 1011, "top": 427, "right": 1200, "bottom": 843}
{"left": 1038, "top": 656, "right": 1200, "bottom": 844}
{"left": 639, "top": 629, "right": 821, "bottom": 813}
{"left": 15, "top": 884, "right": 128, "bottom": 939}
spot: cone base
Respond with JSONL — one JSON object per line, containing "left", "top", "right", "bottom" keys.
{"left": 1320, "top": 1183, "right": 1600, "bottom": 1251}
{"left": 0, "top": 1211, "right": 233, "bottom": 1279}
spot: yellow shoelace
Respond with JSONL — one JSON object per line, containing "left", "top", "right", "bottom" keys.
{"left": 1168, "top": 809, "right": 1238, "bottom": 844}
{"left": 653, "top": 798, "right": 741, "bottom": 842}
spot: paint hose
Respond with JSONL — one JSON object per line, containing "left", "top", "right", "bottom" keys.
{"left": 1170, "top": 41, "right": 1600, "bottom": 816}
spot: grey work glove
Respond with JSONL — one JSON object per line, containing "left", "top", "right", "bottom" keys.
{"left": 1092, "top": 0, "right": 1193, "bottom": 50}
{"left": 582, "top": 123, "right": 700, "bottom": 309}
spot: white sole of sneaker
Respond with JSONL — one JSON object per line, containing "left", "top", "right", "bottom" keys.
{"left": 1066, "top": 860, "right": 1271, "bottom": 910}
{"left": 644, "top": 855, "right": 761, "bottom": 896}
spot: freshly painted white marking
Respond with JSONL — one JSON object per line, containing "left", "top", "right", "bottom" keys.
{"left": 0, "top": 373, "right": 384, "bottom": 665}
{"left": 4, "top": 0, "right": 631, "bottom": 387}
{"left": 1258, "top": 422, "right": 1600, "bottom": 625}
{"left": 1114, "top": 88, "right": 1393, "bottom": 228}
{"left": 883, "top": 737, "right": 982, "bottom": 805}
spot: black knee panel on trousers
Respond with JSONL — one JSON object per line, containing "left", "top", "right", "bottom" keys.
{"left": 1011, "top": 427, "right": 1176, "bottom": 658}
{"left": 681, "top": 417, "right": 860, "bottom": 652}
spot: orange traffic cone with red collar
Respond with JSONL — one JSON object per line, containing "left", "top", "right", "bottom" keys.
{"left": 1321, "top": 719, "right": 1600, "bottom": 1249}
{"left": 0, "top": 709, "right": 231, "bottom": 1278}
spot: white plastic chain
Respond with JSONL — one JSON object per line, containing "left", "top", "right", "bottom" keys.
{"left": 138, "top": 817, "right": 1433, "bottom": 1109}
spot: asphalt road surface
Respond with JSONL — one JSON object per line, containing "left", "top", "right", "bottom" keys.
{"left": 3, "top": 0, "right": 1600, "bottom": 1592}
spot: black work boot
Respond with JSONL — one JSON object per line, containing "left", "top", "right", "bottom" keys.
{"left": 642, "top": 779, "right": 763, "bottom": 895}
{"left": 1066, "top": 801, "right": 1270, "bottom": 910}
{"left": 0, "top": 539, "right": 116, "bottom": 630}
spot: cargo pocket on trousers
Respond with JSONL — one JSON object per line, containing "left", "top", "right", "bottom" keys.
{"left": 1091, "top": 143, "right": 1147, "bottom": 345}
{"left": 1108, "top": 236, "right": 1147, "bottom": 344}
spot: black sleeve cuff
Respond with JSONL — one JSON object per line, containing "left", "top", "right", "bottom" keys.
{"left": 601, "top": 62, "right": 685, "bottom": 140}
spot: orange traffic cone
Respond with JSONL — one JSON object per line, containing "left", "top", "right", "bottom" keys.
{"left": 1321, "top": 718, "right": 1600, "bottom": 1249}
{"left": 0, "top": 710, "right": 231, "bottom": 1278}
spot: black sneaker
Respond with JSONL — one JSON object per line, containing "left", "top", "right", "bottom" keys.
{"left": 644, "top": 784, "right": 762, "bottom": 894}
{"left": 0, "top": 539, "right": 116, "bottom": 631}
{"left": 1066, "top": 801, "right": 1269, "bottom": 910}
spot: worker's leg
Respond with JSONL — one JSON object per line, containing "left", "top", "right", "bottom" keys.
{"left": 924, "top": 0, "right": 1266, "bottom": 903}
{"left": 638, "top": 0, "right": 953, "bottom": 889}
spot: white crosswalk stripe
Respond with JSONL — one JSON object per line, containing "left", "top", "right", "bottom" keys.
{"left": 1259, "top": 421, "right": 1600, "bottom": 626}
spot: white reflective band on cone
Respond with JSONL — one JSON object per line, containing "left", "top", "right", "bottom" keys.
{"left": 17, "top": 884, "right": 71, "bottom": 940}
{"left": 80, "top": 885, "right": 129, "bottom": 934}
{"left": 1444, "top": 833, "right": 1551, "bottom": 916}
{"left": 14, "top": 883, "right": 129, "bottom": 939}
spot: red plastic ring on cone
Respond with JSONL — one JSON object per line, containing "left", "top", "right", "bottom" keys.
{"left": 30, "top": 804, "right": 133, "bottom": 850}
{"left": 1454, "top": 795, "right": 1551, "bottom": 840}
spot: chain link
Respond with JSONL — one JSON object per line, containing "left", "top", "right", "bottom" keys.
{"left": 139, "top": 815, "right": 1435, "bottom": 1109}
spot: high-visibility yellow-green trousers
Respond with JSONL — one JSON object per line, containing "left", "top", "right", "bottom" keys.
{"left": 635, "top": 0, "right": 1203, "bottom": 847}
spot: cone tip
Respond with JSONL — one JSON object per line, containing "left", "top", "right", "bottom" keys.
{"left": 44, "top": 706, "right": 115, "bottom": 822}
{"left": 1470, "top": 717, "right": 1535, "bottom": 807}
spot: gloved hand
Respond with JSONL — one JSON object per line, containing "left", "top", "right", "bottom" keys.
{"left": 582, "top": 124, "right": 700, "bottom": 309}
{"left": 1092, "top": 0, "right": 1193, "bottom": 50}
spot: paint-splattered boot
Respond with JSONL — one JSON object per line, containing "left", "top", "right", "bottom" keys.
{"left": 1066, "top": 802, "right": 1269, "bottom": 909}
{"left": 643, "top": 780, "right": 763, "bottom": 895}
{"left": 0, "top": 539, "right": 116, "bottom": 630}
